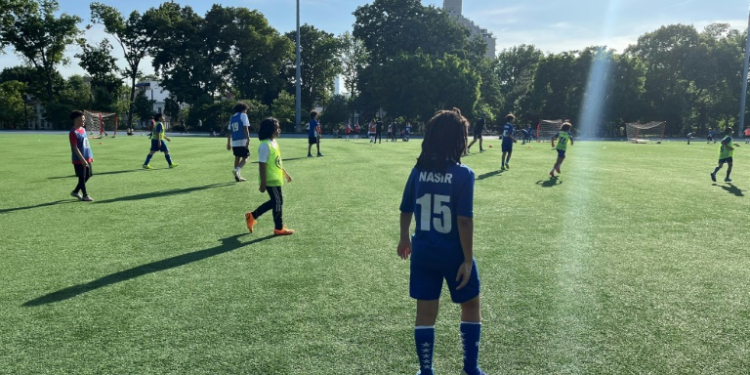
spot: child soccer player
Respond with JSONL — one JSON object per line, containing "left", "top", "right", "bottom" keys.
{"left": 405, "top": 122, "right": 412, "bottom": 142}
{"left": 710, "top": 127, "right": 740, "bottom": 183}
{"left": 707, "top": 128, "right": 715, "bottom": 144}
{"left": 345, "top": 123, "right": 352, "bottom": 141}
{"left": 744, "top": 127, "right": 750, "bottom": 144}
{"left": 227, "top": 103, "right": 251, "bottom": 182}
{"left": 466, "top": 116, "right": 486, "bottom": 153}
{"left": 69, "top": 110, "right": 94, "bottom": 202}
{"left": 245, "top": 118, "right": 295, "bottom": 236}
{"left": 307, "top": 111, "right": 324, "bottom": 157}
{"left": 368, "top": 119, "right": 377, "bottom": 144}
{"left": 687, "top": 132, "right": 694, "bottom": 145}
{"left": 143, "top": 113, "right": 178, "bottom": 169}
{"left": 398, "top": 108, "right": 486, "bottom": 375}
{"left": 550, "top": 122, "right": 574, "bottom": 178}
{"left": 354, "top": 123, "right": 361, "bottom": 140}
{"left": 387, "top": 123, "right": 394, "bottom": 142}
{"left": 501, "top": 114, "right": 517, "bottom": 170}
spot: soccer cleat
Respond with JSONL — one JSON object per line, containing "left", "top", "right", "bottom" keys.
{"left": 81, "top": 195, "right": 94, "bottom": 202}
{"left": 501, "top": 165, "right": 506, "bottom": 171}
{"left": 317, "top": 153, "right": 324, "bottom": 157}
{"left": 237, "top": 175, "right": 247, "bottom": 182}
{"left": 273, "top": 227, "right": 295, "bottom": 236}
{"left": 725, "top": 178, "right": 733, "bottom": 183}
{"left": 505, "top": 163, "right": 510, "bottom": 169}
{"left": 710, "top": 173, "right": 716, "bottom": 182}
{"left": 550, "top": 171, "right": 556, "bottom": 178}
{"left": 555, "top": 165, "right": 561, "bottom": 174}
{"left": 233, "top": 170, "right": 240, "bottom": 182}
{"left": 71, "top": 191, "right": 82, "bottom": 200}
{"left": 143, "top": 164, "right": 153, "bottom": 170}
{"left": 245, "top": 212, "right": 257, "bottom": 233}
{"left": 480, "top": 149, "right": 485, "bottom": 153}
{"left": 169, "top": 163, "right": 179, "bottom": 168}
{"left": 308, "top": 153, "right": 313, "bottom": 158}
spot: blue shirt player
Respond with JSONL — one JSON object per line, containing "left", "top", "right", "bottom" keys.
{"left": 501, "top": 113, "right": 518, "bottom": 170}
{"left": 398, "top": 108, "right": 486, "bottom": 375}
{"left": 143, "top": 113, "right": 178, "bottom": 169}
{"left": 307, "top": 111, "right": 324, "bottom": 157}
{"left": 227, "top": 103, "right": 251, "bottom": 182}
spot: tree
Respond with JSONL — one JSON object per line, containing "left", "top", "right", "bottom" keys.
{"left": 338, "top": 31, "right": 368, "bottom": 97}
{"left": 272, "top": 91, "right": 296, "bottom": 131}
{"left": 75, "top": 39, "right": 122, "bottom": 112}
{"left": 133, "top": 91, "right": 155, "bottom": 126}
{"left": 284, "top": 25, "right": 343, "bottom": 112}
{"left": 1, "top": 0, "right": 82, "bottom": 102}
{"left": 320, "top": 95, "right": 350, "bottom": 129}
{"left": 0, "top": 80, "right": 28, "bottom": 128}
{"left": 91, "top": 2, "right": 152, "bottom": 129}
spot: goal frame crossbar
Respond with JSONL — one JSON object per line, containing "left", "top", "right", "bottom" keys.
{"left": 625, "top": 121, "right": 666, "bottom": 143}
{"left": 84, "top": 110, "right": 118, "bottom": 138}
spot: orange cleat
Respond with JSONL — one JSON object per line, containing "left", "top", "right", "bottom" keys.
{"left": 245, "top": 212, "right": 257, "bottom": 233}
{"left": 273, "top": 227, "right": 295, "bottom": 236}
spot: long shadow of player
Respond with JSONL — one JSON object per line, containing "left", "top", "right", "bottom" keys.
{"left": 536, "top": 178, "right": 563, "bottom": 188}
{"left": 476, "top": 170, "right": 505, "bottom": 181}
{"left": 0, "top": 200, "right": 76, "bottom": 214}
{"left": 718, "top": 183, "right": 744, "bottom": 197}
{"left": 94, "top": 182, "right": 235, "bottom": 204}
{"left": 23, "top": 234, "right": 275, "bottom": 306}
{"left": 47, "top": 169, "right": 148, "bottom": 180}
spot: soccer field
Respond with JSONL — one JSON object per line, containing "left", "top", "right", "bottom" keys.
{"left": 1, "top": 133, "right": 748, "bottom": 374}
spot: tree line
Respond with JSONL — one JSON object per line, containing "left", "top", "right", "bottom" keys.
{"left": 0, "top": 0, "right": 748, "bottom": 136}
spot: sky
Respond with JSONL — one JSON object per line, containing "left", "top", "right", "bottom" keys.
{"left": 0, "top": 0, "right": 747, "bottom": 78}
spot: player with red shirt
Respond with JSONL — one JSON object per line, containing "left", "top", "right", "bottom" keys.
{"left": 69, "top": 110, "right": 94, "bottom": 202}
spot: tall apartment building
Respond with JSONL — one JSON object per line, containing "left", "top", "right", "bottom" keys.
{"left": 443, "top": 0, "right": 496, "bottom": 58}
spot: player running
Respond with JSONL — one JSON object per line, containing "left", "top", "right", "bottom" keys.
{"left": 550, "top": 122, "right": 574, "bottom": 178}
{"left": 466, "top": 115, "right": 486, "bottom": 153}
{"left": 227, "top": 103, "right": 251, "bottom": 182}
{"left": 500, "top": 114, "right": 517, "bottom": 170}
{"left": 710, "top": 127, "right": 740, "bottom": 183}
{"left": 245, "top": 118, "right": 295, "bottom": 236}
{"left": 398, "top": 108, "right": 486, "bottom": 375}
{"left": 143, "top": 113, "right": 178, "bottom": 169}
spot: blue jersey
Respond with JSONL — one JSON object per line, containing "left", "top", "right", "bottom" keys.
{"left": 69, "top": 128, "right": 93, "bottom": 164}
{"left": 400, "top": 164, "right": 475, "bottom": 264}
{"left": 309, "top": 119, "right": 319, "bottom": 137}
{"left": 502, "top": 123, "right": 515, "bottom": 144}
{"left": 229, "top": 113, "right": 250, "bottom": 147}
{"left": 406, "top": 125, "right": 411, "bottom": 134}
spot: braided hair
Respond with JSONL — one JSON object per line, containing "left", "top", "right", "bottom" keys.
{"left": 415, "top": 108, "right": 469, "bottom": 173}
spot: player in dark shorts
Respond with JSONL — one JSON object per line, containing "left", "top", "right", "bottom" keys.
{"left": 307, "top": 111, "right": 323, "bottom": 157}
{"left": 500, "top": 114, "right": 518, "bottom": 170}
{"left": 466, "top": 116, "right": 486, "bottom": 153}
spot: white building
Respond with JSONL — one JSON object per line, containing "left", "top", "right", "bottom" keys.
{"left": 443, "top": 0, "right": 496, "bottom": 58}
{"left": 135, "top": 80, "right": 170, "bottom": 115}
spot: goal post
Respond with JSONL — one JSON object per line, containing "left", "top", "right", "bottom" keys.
{"left": 537, "top": 119, "right": 563, "bottom": 141}
{"left": 625, "top": 121, "right": 666, "bottom": 143}
{"left": 84, "top": 110, "right": 118, "bottom": 138}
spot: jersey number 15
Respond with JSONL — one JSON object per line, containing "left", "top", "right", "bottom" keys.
{"left": 415, "top": 194, "right": 452, "bottom": 234}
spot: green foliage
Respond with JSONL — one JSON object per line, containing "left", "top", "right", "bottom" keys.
{"left": 0, "top": 0, "right": 82, "bottom": 102}
{"left": 271, "top": 91, "right": 296, "bottom": 131}
{"left": 320, "top": 95, "right": 350, "bottom": 128}
{"left": 0, "top": 80, "right": 27, "bottom": 128}
{"left": 75, "top": 39, "right": 121, "bottom": 112}
{"left": 284, "top": 25, "right": 344, "bottom": 112}
{"left": 338, "top": 31, "right": 368, "bottom": 98}
{"left": 133, "top": 90, "right": 155, "bottom": 124}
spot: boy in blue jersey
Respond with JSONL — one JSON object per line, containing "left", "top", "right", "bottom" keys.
{"left": 68, "top": 110, "right": 94, "bottom": 202}
{"left": 550, "top": 122, "right": 574, "bottom": 178}
{"left": 710, "top": 127, "right": 740, "bottom": 183}
{"left": 707, "top": 128, "right": 716, "bottom": 144}
{"left": 405, "top": 122, "right": 412, "bottom": 142}
{"left": 500, "top": 114, "right": 518, "bottom": 170}
{"left": 307, "top": 111, "right": 324, "bottom": 157}
{"left": 143, "top": 113, "right": 178, "bottom": 169}
{"left": 398, "top": 108, "right": 486, "bottom": 375}
{"left": 227, "top": 103, "right": 252, "bottom": 182}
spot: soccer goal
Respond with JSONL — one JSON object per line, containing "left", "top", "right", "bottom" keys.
{"left": 625, "top": 121, "right": 665, "bottom": 144}
{"left": 84, "top": 110, "right": 118, "bottom": 138}
{"left": 537, "top": 119, "right": 563, "bottom": 140}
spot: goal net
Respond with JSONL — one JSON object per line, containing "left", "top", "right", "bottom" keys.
{"left": 84, "top": 110, "right": 118, "bottom": 138}
{"left": 537, "top": 119, "right": 563, "bottom": 140}
{"left": 626, "top": 121, "right": 665, "bottom": 143}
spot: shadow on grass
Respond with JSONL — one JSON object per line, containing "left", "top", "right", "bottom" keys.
{"left": 718, "top": 183, "right": 744, "bottom": 197}
{"left": 23, "top": 234, "right": 275, "bottom": 306}
{"left": 250, "top": 157, "right": 307, "bottom": 164}
{"left": 0, "top": 199, "right": 76, "bottom": 214}
{"left": 48, "top": 169, "right": 151, "bottom": 180}
{"left": 536, "top": 178, "right": 563, "bottom": 188}
{"left": 477, "top": 170, "right": 504, "bottom": 181}
{"left": 94, "top": 182, "right": 234, "bottom": 204}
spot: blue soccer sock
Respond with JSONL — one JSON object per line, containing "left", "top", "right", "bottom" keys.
{"left": 165, "top": 154, "right": 173, "bottom": 166}
{"left": 460, "top": 322, "right": 482, "bottom": 375}
{"left": 144, "top": 154, "right": 153, "bottom": 165}
{"left": 414, "top": 326, "right": 435, "bottom": 375}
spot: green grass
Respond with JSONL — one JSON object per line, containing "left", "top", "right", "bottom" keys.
{"left": 1, "top": 133, "right": 749, "bottom": 374}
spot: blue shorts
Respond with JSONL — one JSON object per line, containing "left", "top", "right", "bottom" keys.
{"left": 150, "top": 139, "right": 169, "bottom": 153}
{"left": 410, "top": 258, "right": 480, "bottom": 303}
{"left": 501, "top": 142, "right": 513, "bottom": 152}
{"left": 719, "top": 157, "right": 733, "bottom": 164}
{"left": 557, "top": 149, "right": 566, "bottom": 159}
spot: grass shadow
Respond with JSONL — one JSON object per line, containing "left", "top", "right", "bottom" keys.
{"left": 23, "top": 234, "right": 275, "bottom": 306}
{"left": 48, "top": 169, "right": 149, "bottom": 180}
{"left": 0, "top": 199, "right": 76, "bottom": 214}
{"left": 718, "top": 183, "right": 744, "bottom": 197}
{"left": 536, "top": 178, "right": 563, "bottom": 188}
{"left": 477, "top": 170, "right": 505, "bottom": 181}
{"left": 94, "top": 182, "right": 234, "bottom": 204}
